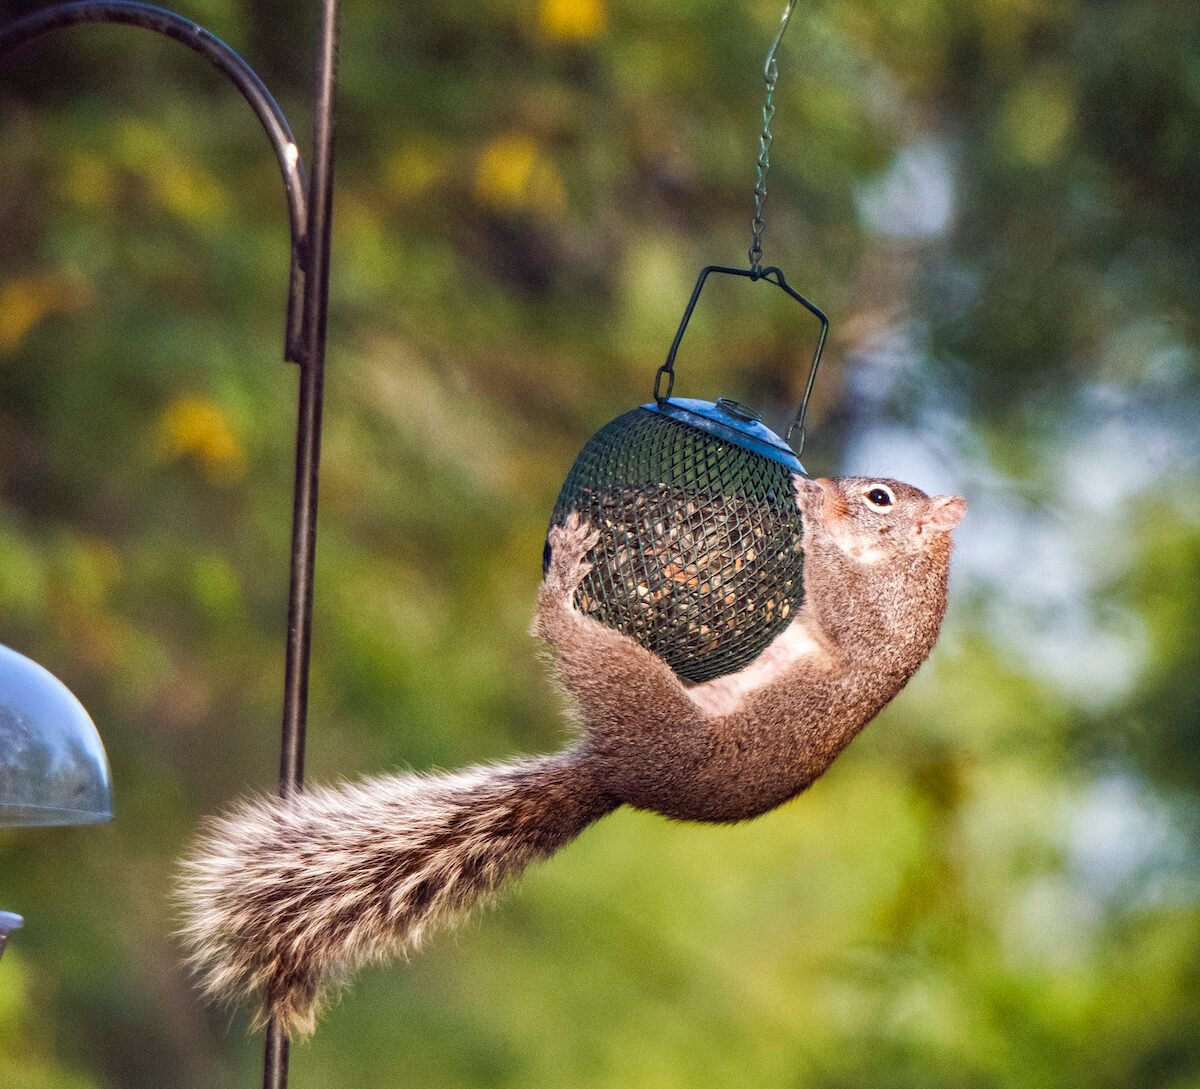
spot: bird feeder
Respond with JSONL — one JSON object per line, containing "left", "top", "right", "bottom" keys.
{"left": 546, "top": 0, "right": 829, "bottom": 682}
{"left": 548, "top": 264, "right": 827, "bottom": 682}
{"left": 0, "top": 643, "right": 112, "bottom": 828}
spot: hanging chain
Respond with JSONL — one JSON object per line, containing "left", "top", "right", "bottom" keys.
{"left": 748, "top": 61, "right": 778, "bottom": 274}
{"left": 748, "top": 0, "right": 797, "bottom": 276}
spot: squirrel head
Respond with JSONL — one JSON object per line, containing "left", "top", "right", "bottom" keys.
{"left": 797, "top": 475, "right": 967, "bottom": 565}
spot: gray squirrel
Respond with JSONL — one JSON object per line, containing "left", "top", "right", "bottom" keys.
{"left": 177, "top": 474, "right": 966, "bottom": 1036}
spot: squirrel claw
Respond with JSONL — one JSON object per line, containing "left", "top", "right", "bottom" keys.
{"left": 546, "top": 513, "right": 601, "bottom": 600}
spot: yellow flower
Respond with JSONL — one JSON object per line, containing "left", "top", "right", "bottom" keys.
{"left": 155, "top": 395, "right": 247, "bottom": 484}
{"left": 538, "top": 0, "right": 607, "bottom": 42}
{"left": 0, "top": 275, "right": 92, "bottom": 356}
{"left": 474, "top": 133, "right": 566, "bottom": 216}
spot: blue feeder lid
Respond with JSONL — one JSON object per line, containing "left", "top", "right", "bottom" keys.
{"left": 644, "top": 397, "right": 806, "bottom": 474}
{"left": 0, "top": 644, "right": 113, "bottom": 827}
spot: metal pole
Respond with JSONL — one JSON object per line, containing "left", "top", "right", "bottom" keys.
{"left": 265, "top": 0, "right": 339, "bottom": 1082}
{"left": 1, "top": 2, "right": 342, "bottom": 1084}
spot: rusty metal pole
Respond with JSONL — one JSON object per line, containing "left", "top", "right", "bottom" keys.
{"left": 0, "top": 3, "right": 342, "bottom": 1085}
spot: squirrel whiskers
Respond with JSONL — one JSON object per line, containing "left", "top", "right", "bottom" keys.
{"left": 178, "top": 475, "right": 966, "bottom": 1036}
{"left": 177, "top": 755, "right": 615, "bottom": 1035}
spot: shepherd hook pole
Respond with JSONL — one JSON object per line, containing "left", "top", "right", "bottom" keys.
{"left": 0, "top": 2, "right": 341, "bottom": 1086}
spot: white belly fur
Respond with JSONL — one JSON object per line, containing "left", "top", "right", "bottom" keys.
{"left": 684, "top": 620, "right": 826, "bottom": 717}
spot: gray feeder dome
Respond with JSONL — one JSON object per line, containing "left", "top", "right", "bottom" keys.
{"left": 0, "top": 911, "right": 22, "bottom": 963}
{"left": 0, "top": 643, "right": 113, "bottom": 828}
{"left": 548, "top": 397, "right": 808, "bottom": 683}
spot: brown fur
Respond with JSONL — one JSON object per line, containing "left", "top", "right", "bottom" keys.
{"left": 177, "top": 475, "right": 965, "bottom": 1036}
{"left": 537, "top": 476, "right": 965, "bottom": 822}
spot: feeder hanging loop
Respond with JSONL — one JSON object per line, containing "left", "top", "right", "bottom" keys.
{"left": 652, "top": 264, "right": 828, "bottom": 458}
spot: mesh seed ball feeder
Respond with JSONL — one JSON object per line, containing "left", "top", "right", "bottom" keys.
{"left": 548, "top": 0, "right": 828, "bottom": 682}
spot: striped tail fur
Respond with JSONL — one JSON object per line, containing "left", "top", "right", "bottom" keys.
{"left": 177, "top": 753, "right": 615, "bottom": 1036}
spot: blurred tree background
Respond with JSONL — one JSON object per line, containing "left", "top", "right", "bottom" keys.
{"left": 1, "top": 0, "right": 1198, "bottom": 1085}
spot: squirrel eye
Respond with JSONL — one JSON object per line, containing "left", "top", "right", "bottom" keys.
{"left": 866, "top": 487, "right": 894, "bottom": 508}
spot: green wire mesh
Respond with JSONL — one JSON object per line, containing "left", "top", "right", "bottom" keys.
{"left": 547, "top": 406, "right": 805, "bottom": 683}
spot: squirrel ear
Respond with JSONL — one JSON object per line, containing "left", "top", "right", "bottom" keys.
{"left": 920, "top": 495, "right": 967, "bottom": 533}
{"left": 793, "top": 474, "right": 827, "bottom": 511}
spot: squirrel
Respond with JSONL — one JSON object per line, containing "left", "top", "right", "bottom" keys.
{"left": 176, "top": 474, "right": 966, "bottom": 1036}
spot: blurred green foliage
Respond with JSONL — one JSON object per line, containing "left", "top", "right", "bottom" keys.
{"left": 1, "top": 0, "right": 1198, "bottom": 1086}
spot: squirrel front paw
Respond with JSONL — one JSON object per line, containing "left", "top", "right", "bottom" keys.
{"left": 544, "top": 512, "right": 601, "bottom": 604}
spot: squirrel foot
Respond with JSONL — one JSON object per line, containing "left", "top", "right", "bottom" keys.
{"left": 544, "top": 512, "right": 601, "bottom": 604}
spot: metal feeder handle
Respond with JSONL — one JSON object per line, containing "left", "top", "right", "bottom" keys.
{"left": 653, "top": 264, "right": 829, "bottom": 456}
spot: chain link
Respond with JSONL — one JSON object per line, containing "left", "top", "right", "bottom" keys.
{"left": 748, "top": 58, "right": 778, "bottom": 274}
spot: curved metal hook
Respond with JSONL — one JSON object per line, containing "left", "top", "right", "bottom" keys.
{"left": 764, "top": 0, "right": 798, "bottom": 81}
{"left": 0, "top": 0, "right": 310, "bottom": 364}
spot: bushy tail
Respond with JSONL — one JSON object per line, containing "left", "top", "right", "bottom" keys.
{"left": 176, "top": 752, "right": 615, "bottom": 1036}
